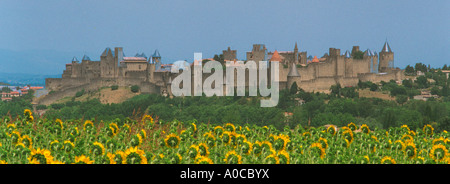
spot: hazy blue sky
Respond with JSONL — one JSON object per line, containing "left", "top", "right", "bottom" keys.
{"left": 0, "top": 0, "right": 448, "bottom": 74}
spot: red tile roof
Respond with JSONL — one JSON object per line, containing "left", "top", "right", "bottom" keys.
{"left": 270, "top": 50, "right": 282, "bottom": 62}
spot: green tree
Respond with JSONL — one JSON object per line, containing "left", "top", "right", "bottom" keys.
{"left": 415, "top": 63, "right": 427, "bottom": 73}
{"left": 330, "top": 83, "right": 342, "bottom": 98}
{"left": 437, "top": 116, "right": 450, "bottom": 132}
{"left": 1, "top": 87, "right": 11, "bottom": 93}
{"left": 370, "top": 83, "right": 378, "bottom": 91}
{"left": 415, "top": 76, "right": 429, "bottom": 89}
{"left": 395, "top": 95, "right": 408, "bottom": 105}
{"left": 290, "top": 82, "right": 299, "bottom": 95}
{"left": 402, "top": 79, "right": 413, "bottom": 88}
{"left": 352, "top": 50, "right": 364, "bottom": 60}
{"left": 405, "top": 65, "right": 415, "bottom": 75}
{"left": 430, "top": 86, "right": 441, "bottom": 96}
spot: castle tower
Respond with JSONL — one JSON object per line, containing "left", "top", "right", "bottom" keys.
{"left": 151, "top": 49, "right": 162, "bottom": 70}
{"left": 72, "top": 56, "right": 79, "bottom": 64}
{"left": 223, "top": 47, "right": 237, "bottom": 61}
{"left": 246, "top": 44, "right": 267, "bottom": 62}
{"left": 287, "top": 62, "right": 300, "bottom": 90}
{"left": 364, "top": 49, "right": 373, "bottom": 73}
{"left": 100, "top": 47, "right": 118, "bottom": 78}
{"left": 378, "top": 41, "right": 394, "bottom": 73}
{"left": 82, "top": 55, "right": 91, "bottom": 62}
{"left": 372, "top": 51, "right": 378, "bottom": 73}
{"left": 294, "top": 42, "right": 298, "bottom": 64}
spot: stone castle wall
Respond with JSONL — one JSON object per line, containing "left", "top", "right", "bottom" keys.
{"left": 43, "top": 44, "right": 404, "bottom": 105}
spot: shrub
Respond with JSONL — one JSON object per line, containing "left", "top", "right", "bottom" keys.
{"left": 131, "top": 85, "right": 140, "bottom": 93}
{"left": 111, "top": 85, "right": 119, "bottom": 90}
{"left": 75, "top": 89, "right": 85, "bottom": 98}
{"left": 36, "top": 105, "right": 47, "bottom": 110}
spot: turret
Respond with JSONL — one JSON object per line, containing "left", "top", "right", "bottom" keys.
{"left": 378, "top": 41, "right": 394, "bottom": 73}
{"left": 151, "top": 49, "right": 161, "bottom": 70}
{"left": 72, "top": 56, "right": 79, "bottom": 64}
{"left": 82, "top": 55, "right": 91, "bottom": 63}
{"left": 287, "top": 62, "right": 300, "bottom": 90}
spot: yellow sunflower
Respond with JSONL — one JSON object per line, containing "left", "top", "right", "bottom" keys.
{"left": 122, "top": 124, "right": 130, "bottom": 133}
{"left": 123, "top": 147, "right": 147, "bottom": 164}
{"left": 318, "top": 137, "right": 328, "bottom": 150}
{"left": 342, "top": 129, "right": 354, "bottom": 144}
{"left": 400, "top": 125, "right": 410, "bottom": 132}
{"left": 55, "top": 119, "right": 64, "bottom": 130}
{"left": 310, "top": 142, "right": 326, "bottom": 159}
{"left": 401, "top": 134, "right": 414, "bottom": 144}
{"left": 381, "top": 156, "right": 396, "bottom": 164}
{"left": 83, "top": 120, "right": 94, "bottom": 130}
{"left": 24, "top": 109, "right": 34, "bottom": 122}
{"left": 28, "top": 148, "right": 54, "bottom": 164}
{"left": 188, "top": 144, "right": 199, "bottom": 159}
{"left": 164, "top": 133, "right": 181, "bottom": 148}
{"left": 429, "top": 144, "right": 448, "bottom": 162}
{"left": 195, "top": 156, "right": 213, "bottom": 164}
{"left": 107, "top": 152, "right": 117, "bottom": 164}
{"left": 9, "top": 130, "right": 21, "bottom": 144}
{"left": 91, "top": 141, "right": 105, "bottom": 156}
{"left": 327, "top": 125, "right": 337, "bottom": 136}
{"left": 241, "top": 140, "right": 253, "bottom": 155}
{"left": 393, "top": 140, "right": 405, "bottom": 150}
{"left": 109, "top": 122, "right": 119, "bottom": 135}
{"left": 63, "top": 140, "right": 75, "bottom": 152}
{"left": 140, "top": 129, "right": 147, "bottom": 139}
{"left": 75, "top": 155, "right": 94, "bottom": 164}
{"left": 224, "top": 150, "right": 242, "bottom": 164}
{"left": 198, "top": 143, "right": 210, "bottom": 157}
{"left": 224, "top": 123, "right": 235, "bottom": 132}
{"left": 265, "top": 154, "right": 279, "bottom": 164}
{"left": 432, "top": 137, "right": 448, "bottom": 146}
{"left": 423, "top": 124, "right": 434, "bottom": 136}
{"left": 277, "top": 150, "right": 290, "bottom": 164}
{"left": 347, "top": 122, "right": 358, "bottom": 131}
{"left": 361, "top": 124, "right": 370, "bottom": 134}
{"left": 19, "top": 135, "right": 33, "bottom": 149}
{"left": 404, "top": 141, "right": 417, "bottom": 159}
{"left": 141, "top": 114, "right": 154, "bottom": 125}
{"left": 191, "top": 122, "right": 197, "bottom": 132}
{"left": 214, "top": 126, "right": 224, "bottom": 136}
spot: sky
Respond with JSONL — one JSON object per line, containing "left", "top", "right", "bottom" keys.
{"left": 0, "top": 0, "right": 448, "bottom": 75}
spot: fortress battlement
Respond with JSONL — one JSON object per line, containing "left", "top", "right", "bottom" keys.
{"left": 42, "top": 42, "right": 403, "bottom": 105}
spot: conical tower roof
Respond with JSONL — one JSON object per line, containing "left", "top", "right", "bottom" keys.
{"left": 72, "top": 56, "right": 79, "bottom": 62}
{"left": 270, "top": 50, "right": 282, "bottom": 62}
{"left": 101, "top": 47, "right": 113, "bottom": 57}
{"left": 364, "top": 49, "right": 373, "bottom": 56}
{"left": 152, "top": 49, "right": 161, "bottom": 58}
{"left": 344, "top": 50, "right": 351, "bottom": 58}
{"left": 381, "top": 41, "right": 392, "bottom": 52}
{"left": 82, "top": 55, "right": 91, "bottom": 61}
{"left": 288, "top": 62, "right": 300, "bottom": 77}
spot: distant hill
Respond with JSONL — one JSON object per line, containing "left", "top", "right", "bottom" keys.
{"left": 0, "top": 72, "right": 60, "bottom": 86}
{"left": 0, "top": 82, "right": 9, "bottom": 86}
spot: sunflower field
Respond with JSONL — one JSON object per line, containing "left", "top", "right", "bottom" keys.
{"left": 0, "top": 109, "right": 449, "bottom": 164}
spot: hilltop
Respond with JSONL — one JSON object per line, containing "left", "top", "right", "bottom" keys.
{"left": 40, "top": 86, "right": 140, "bottom": 105}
